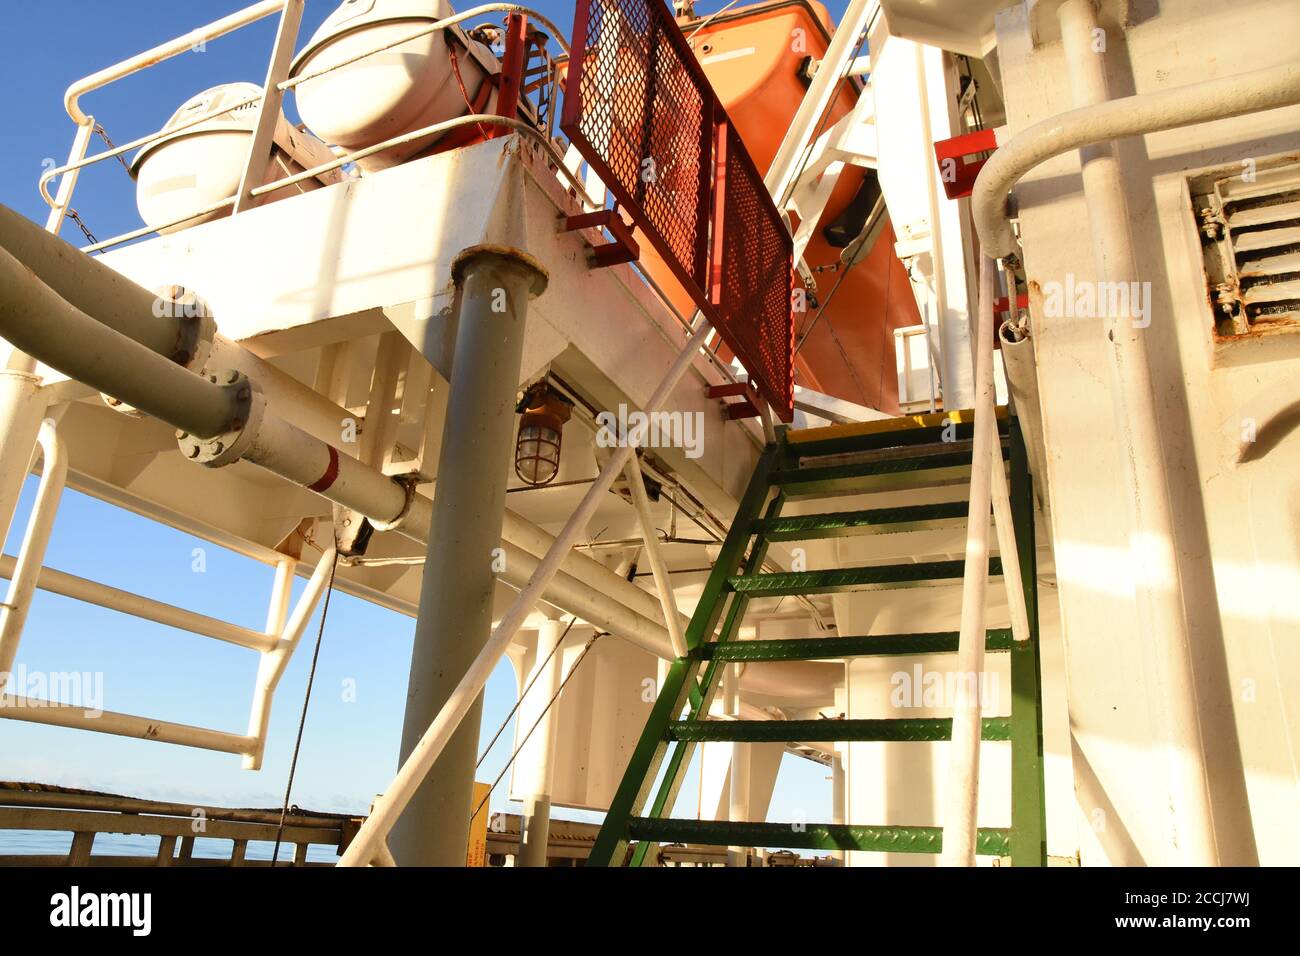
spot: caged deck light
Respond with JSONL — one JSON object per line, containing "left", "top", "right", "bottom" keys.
{"left": 514, "top": 382, "right": 573, "bottom": 486}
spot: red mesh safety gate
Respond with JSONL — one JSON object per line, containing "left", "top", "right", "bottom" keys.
{"left": 710, "top": 120, "right": 795, "bottom": 421}
{"left": 562, "top": 0, "right": 795, "bottom": 421}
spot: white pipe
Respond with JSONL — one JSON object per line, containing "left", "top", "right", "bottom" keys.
{"left": 43, "top": 120, "right": 95, "bottom": 240}
{"left": 973, "top": 278, "right": 1031, "bottom": 649}
{"left": 0, "top": 695, "right": 257, "bottom": 755}
{"left": 999, "top": 321, "right": 1049, "bottom": 511}
{"left": 63, "top": 0, "right": 289, "bottom": 124}
{"left": 247, "top": 115, "right": 544, "bottom": 198}
{"left": 0, "top": 247, "right": 237, "bottom": 439}
{"left": 1, "top": 202, "right": 352, "bottom": 446}
{"left": 972, "top": 59, "right": 1300, "bottom": 258}
{"left": 726, "top": 663, "right": 749, "bottom": 867}
{"left": 727, "top": 739, "right": 751, "bottom": 867}
{"left": 1, "top": 205, "right": 680, "bottom": 637}
{"left": 338, "top": 322, "right": 713, "bottom": 866}
{"left": 831, "top": 754, "right": 846, "bottom": 866}
{"left": 622, "top": 456, "right": 688, "bottom": 658}
{"left": 0, "top": 371, "right": 47, "bottom": 543}
{"left": 263, "top": 555, "right": 294, "bottom": 637}
{"left": 0, "top": 252, "right": 678, "bottom": 658}
{"left": 515, "top": 617, "right": 565, "bottom": 867}
{"left": 493, "top": 540, "right": 673, "bottom": 653}
{"left": 988, "top": 424, "right": 1030, "bottom": 646}
{"left": 0, "top": 420, "right": 68, "bottom": 688}
{"left": 242, "top": 547, "right": 339, "bottom": 770}
{"left": 940, "top": 255, "right": 997, "bottom": 867}
{"left": 502, "top": 510, "right": 685, "bottom": 636}
{"left": 1052, "top": 0, "right": 1217, "bottom": 865}
{"left": 0, "top": 554, "right": 275, "bottom": 653}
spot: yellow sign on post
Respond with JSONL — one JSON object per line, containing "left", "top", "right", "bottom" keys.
{"left": 466, "top": 782, "right": 492, "bottom": 867}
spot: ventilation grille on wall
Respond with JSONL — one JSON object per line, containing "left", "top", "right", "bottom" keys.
{"left": 1194, "top": 158, "right": 1300, "bottom": 340}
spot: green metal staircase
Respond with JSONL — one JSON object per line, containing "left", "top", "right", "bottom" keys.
{"left": 587, "top": 411, "right": 1046, "bottom": 867}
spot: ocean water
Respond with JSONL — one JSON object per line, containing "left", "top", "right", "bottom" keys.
{"left": 0, "top": 829, "right": 342, "bottom": 865}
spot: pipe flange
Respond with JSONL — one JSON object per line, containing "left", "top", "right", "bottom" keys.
{"left": 102, "top": 285, "right": 217, "bottom": 416}
{"left": 176, "top": 370, "right": 265, "bottom": 468}
{"left": 153, "top": 284, "right": 217, "bottom": 369}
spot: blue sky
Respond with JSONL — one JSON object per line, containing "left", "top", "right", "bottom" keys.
{"left": 0, "top": 0, "right": 833, "bottom": 841}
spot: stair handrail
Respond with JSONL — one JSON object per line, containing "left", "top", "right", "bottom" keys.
{"left": 940, "top": 255, "right": 1033, "bottom": 866}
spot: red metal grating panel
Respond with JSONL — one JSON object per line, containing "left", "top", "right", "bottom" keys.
{"left": 562, "top": 0, "right": 714, "bottom": 303}
{"left": 712, "top": 121, "right": 795, "bottom": 421}
{"left": 562, "top": 0, "right": 794, "bottom": 422}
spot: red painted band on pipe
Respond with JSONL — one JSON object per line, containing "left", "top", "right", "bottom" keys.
{"left": 309, "top": 445, "right": 340, "bottom": 493}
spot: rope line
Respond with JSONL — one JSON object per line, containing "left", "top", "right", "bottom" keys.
{"left": 469, "top": 630, "right": 605, "bottom": 825}
{"left": 475, "top": 616, "right": 578, "bottom": 770}
{"left": 270, "top": 549, "right": 340, "bottom": 867}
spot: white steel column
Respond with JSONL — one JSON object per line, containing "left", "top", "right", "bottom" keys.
{"left": 390, "top": 247, "right": 547, "bottom": 866}
{"left": 338, "top": 320, "right": 713, "bottom": 867}
{"left": 1054, "top": 0, "right": 1217, "bottom": 865}
{"left": 831, "top": 753, "right": 847, "bottom": 866}
{"left": 725, "top": 663, "right": 749, "bottom": 867}
{"left": 515, "top": 616, "right": 567, "bottom": 867}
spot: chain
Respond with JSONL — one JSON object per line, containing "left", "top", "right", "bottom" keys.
{"left": 65, "top": 210, "right": 98, "bottom": 245}
{"left": 94, "top": 124, "right": 134, "bottom": 175}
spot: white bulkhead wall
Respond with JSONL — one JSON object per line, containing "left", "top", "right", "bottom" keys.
{"left": 994, "top": 0, "right": 1300, "bottom": 864}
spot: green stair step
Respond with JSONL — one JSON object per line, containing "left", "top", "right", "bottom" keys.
{"left": 624, "top": 818, "right": 1011, "bottom": 856}
{"left": 665, "top": 716, "right": 1011, "bottom": 743}
{"left": 787, "top": 416, "right": 1011, "bottom": 460}
{"left": 696, "top": 628, "right": 1015, "bottom": 662}
{"left": 728, "top": 558, "right": 1003, "bottom": 597}
{"left": 752, "top": 501, "right": 971, "bottom": 540}
{"left": 771, "top": 447, "right": 1009, "bottom": 497}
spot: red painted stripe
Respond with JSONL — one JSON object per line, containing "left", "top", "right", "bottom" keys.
{"left": 309, "top": 446, "right": 340, "bottom": 493}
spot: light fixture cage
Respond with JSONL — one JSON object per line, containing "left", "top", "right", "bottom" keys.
{"left": 514, "top": 382, "right": 573, "bottom": 487}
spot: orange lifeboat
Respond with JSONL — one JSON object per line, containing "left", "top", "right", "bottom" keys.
{"left": 641, "top": 1, "right": 920, "bottom": 413}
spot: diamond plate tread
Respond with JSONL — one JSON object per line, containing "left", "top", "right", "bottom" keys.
{"left": 728, "top": 558, "right": 1004, "bottom": 596}
{"left": 786, "top": 413, "right": 1010, "bottom": 460}
{"left": 752, "top": 501, "right": 971, "bottom": 540}
{"left": 785, "top": 421, "right": 1008, "bottom": 463}
{"left": 770, "top": 447, "right": 1009, "bottom": 497}
{"left": 695, "top": 629, "right": 1015, "bottom": 662}
{"left": 624, "top": 818, "right": 1012, "bottom": 856}
{"left": 665, "top": 716, "right": 1011, "bottom": 743}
